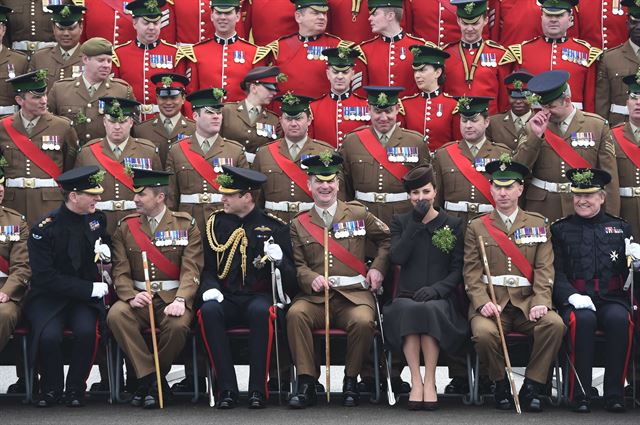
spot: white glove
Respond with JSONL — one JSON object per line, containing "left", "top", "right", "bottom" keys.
{"left": 94, "top": 239, "right": 111, "bottom": 262}
{"left": 91, "top": 282, "right": 109, "bottom": 298}
{"left": 264, "top": 242, "right": 283, "bottom": 262}
{"left": 568, "top": 293, "right": 596, "bottom": 312}
{"left": 202, "top": 288, "right": 224, "bottom": 303}
{"left": 625, "top": 237, "right": 640, "bottom": 261}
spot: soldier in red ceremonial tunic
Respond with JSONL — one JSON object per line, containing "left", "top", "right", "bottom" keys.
{"left": 186, "top": 0, "right": 271, "bottom": 103}
{"left": 405, "top": 0, "right": 492, "bottom": 48}
{"left": 400, "top": 45, "right": 459, "bottom": 151}
{"left": 357, "top": 0, "right": 425, "bottom": 98}
{"left": 491, "top": 0, "right": 578, "bottom": 48}
{"left": 82, "top": 0, "right": 176, "bottom": 46}
{"left": 240, "top": 0, "right": 297, "bottom": 46}
{"left": 442, "top": 0, "right": 515, "bottom": 115}
{"left": 111, "top": 0, "right": 187, "bottom": 120}
{"left": 173, "top": 0, "right": 214, "bottom": 45}
{"left": 309, "top": 47, "right": 370, "bottom": 148}
{"left": 507, "top": 0, "right": 601, "bottom": 113}
{"left": 576, "top": 0, "right": 628, "bottom": 51}
{"left": 326, "top": 0, "right": 375, "bottom": 44}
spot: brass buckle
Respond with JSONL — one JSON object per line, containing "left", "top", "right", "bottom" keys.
{"left": 374, "top": 193, "right": 386, "bottom": 203}
{"left": 199, "top": 193, "right": 211, "bottom": 203}
{"left": 287, "top": 202, "right": 299, "bottom": 213}
{"left": 558, "top": 183, "right": 570, "bottom": 193}
{"left": 467, "top": 202, "right": 479, "bottom": 213}
{"left": 23, "top": 178, "right": 36, "bottom": 188}
{"left": 150, "top": 281, "right": 160, "bottom": 293}
{"left": 634, "top": 187, "right": 640, "bottom": 197}
{"left": 141, "top": 104, "right": 155, "bottom": 113}
{"left": 28, "top": 42, "right": 38, "bottom": 51}
{"left": 113, "top": 200, "right": 124, "bottom": 210}
{"left": 506, "top": 277, "right": 517, "bottom": 287}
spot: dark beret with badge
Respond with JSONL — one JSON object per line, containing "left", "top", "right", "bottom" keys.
{"left": 56, "top": 165, "right": 105, "bottom": 194}
{"left": 451, "top": 0, "right": 488, "bottom": 23}
{"left": 504, "top": 70, "right": 534, "bottom": 99}
{"left": 125, "top": 0, "right": 166, "bottom": 20}
{"left": 186, "top": 87, "right": 226, "bottom": 110}
{"left": 130, "top": 167, "right": 173, "bottom": 193}
{"left": 7, "top": 70, "right": 49, "bottom": 94}
{"left": 364, "top": 86, "right": 403, "bottom": 109}
{"left": 410, "top": 45, "right": 450, "bottom": 70}
{"left": 290, "top": 0, "right": 329, "bottom": 12}
{"left": 526, "top": 70, "right": 570, "bottom": 105}
{"left": 215, "top": 166, "right": 267, "bottom": 194}
{"left": 622, "top": 69, "right": 640, "bottom": 94}
{"left": 240, "top": 66, "right": 285, "bottom": 91}
{"left": 276, "top": 91, "right": 314, "bottom": 116}
{"left": 47, "top": 4, "right": 86, "bottom": 27}
{"left": 453, "top": 95, "right": 492, "bottom": 116}
{"left": 302, "top": 151, "right": 343, "bottom": 181}
{"left": 150, "top": 73, "right": 189, "bottom": 97}
{"left": 566, "top": 168, "right": 611, "bottom": 193}
{"left": 486, "top": 154, "right": 530, "bottom": 186}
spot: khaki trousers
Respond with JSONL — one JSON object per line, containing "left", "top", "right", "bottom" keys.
{"left": 0, "top": 301, "right": 20, "bottom": 351}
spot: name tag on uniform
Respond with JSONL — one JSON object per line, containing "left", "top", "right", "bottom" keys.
{"left": 212, "top": 157, "right": 234, "bottom": 173}
{"left": 605, "top": 226, "right": 624, "bottom": 234}
{"left": 154, "top": 229, "right": 188, "bottom": 246}
{"left": 570, "top": 132, "right": 595, "bottom": 147}
{"left": 514, "top": 226, "right": 547, "bottom": 245}
{"left": 387, "top": 146, "right": 419, "bottom": 163}
{"left": 0, "top": 225, "right": 20, "bottom": 242}
{"left": 333, "top": 219, "right": 366, "bottom": 239}
{"left": 150, "top": 55, "right": 174, "bottom": 69}
{"left": 42, "top": 136, "right": 61, "bottom": 151}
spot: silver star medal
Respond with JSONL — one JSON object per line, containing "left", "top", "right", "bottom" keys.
{"left": 610, "top": 250, "right": 619, "bottom": 262}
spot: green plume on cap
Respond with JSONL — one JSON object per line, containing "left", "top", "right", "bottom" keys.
{"left": 34, "top": 69, "right": 48, "bottom": 82}
{"left": 571, "top": 170, "right": 594, "bottom": 185}
{"left": 145, "top": 0, "right": 160, "bottom": 12}
{"left": 161, "top": 76, "right": 173, "bottom": 88}
{"left": 498, "top": 153, "right": 512, "bottom": 171}
{"left": 89, "top": 170, "right": 106, "bottom": 185}
{"left": 282, "top": 92, "right": 299, "bottom": 105}
{"left": 526, "top": 93, "right": 541, "bottom": 105}
{"left": 457, "top": 96, "right": 471, "bottom": 110}
{"left": 464, "top": 2, "right": 475, "bottom": 14}
{"left": 60, "top": 5, "right": 71, "bottom": 17}
{"left": 276, "top": 73, "right": 288, "bottom": 83}
{"left": 216, "top": 173, "right": 233, "bottom": 187}
{"left": 319, "top": 150, "right": 333, "bottom": 167}
{"left": 513, "top": 80, "right": 523, "bottom": 90}
{"left": 410, "top": 47, "right": 421, "bottom": 57}
{"left": 337, "top": 46, "right": 350, "bottom": 59}
{"left": 0, "top": 156, "right": 8, "bottom": 167}
{"left": 212, "top": 88, "right": 225, "bottom": 99}
{"left": 377, "top": 92, "right": 389, "bottom": 107}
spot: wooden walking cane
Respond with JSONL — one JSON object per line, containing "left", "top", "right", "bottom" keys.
{"left": 324, "top": 225, "right": 331, "bottom": 402}
{"left": 142, "top": 251, "right": 164, "bottom": 409}
{"left": 478, "top": 236, "right": 521, "bottom": 414}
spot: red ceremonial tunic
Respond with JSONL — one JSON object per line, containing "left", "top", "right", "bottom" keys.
{"left": 399, "top": 90, "right": 460, "bottom": 151}
{"left": 173, "top": 0, "right": 215, "bottom": 45}
{"left": 240, "top": 0, "right": 297, "bottom": 46}
{"left": 576, "top": 0, "right": 628, "bottom": 51}
{"left": 309, "top": 92, "right": 371, "bottom": 148}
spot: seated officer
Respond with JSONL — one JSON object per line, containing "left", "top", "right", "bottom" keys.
{"left": 552, "top": 168, "right": 637, "bottom": 413}
{"left": 197, "top": 166, "right": 296, "bottom": 409}
{"left": 107, "top": 168, "right": 204, "bottom": 409}
{"left": 287, "top": 152, "right": 391, "bottom": 408}
{"left": 464, "top": 157, "right": 565, "bottom": 412}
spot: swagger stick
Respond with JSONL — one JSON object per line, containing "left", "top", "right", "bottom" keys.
{"left": 478, "top": 236, "right": 521, "bottom": 414}
{"left": 265, "top": 237, "right": 283, "bottom": 405}
{"left": 94, "top": 238, "right": 114, "bottom": 404}
{"left": 142, "top": 251, "right": 164, "bottom": 409}
{"left": 373, "top": 292, "right": 396, "bottom": 406}
{"left": 324, "top": 226, "right": 331, "bottom": 402}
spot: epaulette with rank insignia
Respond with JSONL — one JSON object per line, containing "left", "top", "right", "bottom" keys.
{"left": 176, "top": 44, "right": 196, "bottom": 64}
{"left": 266, "top": 40, "right": 280, "bottom": 59}
{"left": 573, "top": 39, "right": 602, "bottom": 66}
{"left": 506, "top": 43, "right": 523, "bottom": 64}
{"left": 352, "top": 44, "right": 367, "bottom": 65}
{"left": 525, "top": 211, "right": 549, "bottom": 224}
{"left": 253, "top": 46, "right": 271, "bottom": 64}
{"left": 38, "top": 216, "right": 54, "bottom": 228}
{"left": 171, "top": 210, "right": 196, "bottom": 226}
{"left": 265, "top": 212, "right": 287, "bottom": 226}
{"left": 485, "top": 40, "right": 507, "bottom": 51}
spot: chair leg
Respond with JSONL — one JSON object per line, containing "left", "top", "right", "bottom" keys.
{"left": 191, "top": 335, "right": 199, "bottom": 403}
{"left": 207, "top": 363, "right": 215, "bottom": 408}
{"left": 473, "top": 354, "right": 483, "bottom": 405}
{"left": 462, "top": 351, "right": 474, "bottom": 405}
{"left": 114, "top": 346, "right": 126, "bottom": 403}
{"left": 21, "top": 335, "right": 31, "bottom": 404}
{"left": 105, "top": 340, "right": 114, "bottom": 404}
{"left": 371, "top": 337, "right": 381, "bottom": 404}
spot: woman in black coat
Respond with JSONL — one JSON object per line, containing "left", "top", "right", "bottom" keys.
{"left": 383, "top": 165, "right": 468, "bottom": 410}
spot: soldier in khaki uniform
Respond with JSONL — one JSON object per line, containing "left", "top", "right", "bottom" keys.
{"left": 220, "top": 66, "right": 282, "bottom": 164}
{"left": 48, "top": 37, "right": 135, "bottom": 147}
{"left": 75, "top": 97, "right": 162, "bottom": 236}
{"left": 2, "top": 0, "right": 56, "bottom": 57}
{"left": 595, "top": 2, "right": 640, "bottom": 126}
{"left": 0, "top": 7, "right": 28, "bottom": 117}
{"left": 29, "top": 5, "right": 85, "bottom": 90}
{"left": 464, "top": 158, "right": 564, "bottom": 412}
{"left": 515, "top": 70, "right": 620, "bottom": 222}
{"left": 339, "top": 86, "right": 428, "bottom": 227}
{"left": 166, "top": 88, "right": 248, "bottom": 233}
{"left": 133, "top": 73, "right": 195, "bottom": 168}
{"left": 107, "top": 168, "right": 204, "bottom": 409}
{"left": 253, "top": 92, "right": 335, "bottom": 223}
{"left": 1, "top": 70, "right": 78, "bottom": 226}
{"left": 486, "top": 71, "right": 534, "bottom": 151}
{"left": 287, "top": 153, "right": 390, "bottom": 408}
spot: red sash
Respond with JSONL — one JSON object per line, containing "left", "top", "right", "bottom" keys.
{"left": 1, "top": 116, "right": 62, "bottom": 179}
{"left": 480, "top": 215, "right": 534, "bottom": 282}
{"left": 355, "top": 128, "right": 411, "bottom": 181}
{"left": 89, "top": 143, "right": 134, "bottom": 191}
{"left": 544, "top": 128, "right": 591, "bottom": 169}
{"left": 298, "top": 212, "right": 367, "bottom": 277}
{"left": 267, "top": 143, "right": 312, "bottom": 198}
{"left": 178, "top": 139, "right": 220, "bottom": 190}
{"left": 100, "top": 0, "right": 133, "bottom": 23}
{"left": 444, "top": 143, "right": 495, "bottom": 206}
{"left": 612, "top": 126, "right": 640, "bottom": 169}
{"left": 125, "top": 217, "right": 180, "bottom": 279}
{"left": 0, "top": 256, "right": 9, "bottom": 275}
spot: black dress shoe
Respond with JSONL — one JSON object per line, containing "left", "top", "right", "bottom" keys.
{"left": 518, "top": 378, "right": 543, "bottom": 413}
{"left": 217, "top": 390, "right": 238, "bottom": 409}
{"left": 406, "top": 400, "right": 423, "bottom": 410}
{"left": 478, "top": 376, "right": 495, "bottom": 395}
{"left": 248, "top": 391, "right": 266, "bottom": 409}
{"left": 314, "top": 380, "right": 325, "bottom": 394}
{"left": 288, "top": 381, "right": 317, "bottom": 409}
{"left": 390, "top": 377, "right": 411, "bottom": 394}
{"left": 342, "top": 376, "right": 359, "bottom": 407}
{"left": 64, "top": 389, "right": 85, "bottom": 407}
{"left": 143, "top": 382, "right": 160, "bottom": 409}
{"left": 444, "top": 377, "right": 469, "bottom": 395}
{"left": 89, "top": 381, "right": 109, "bottom": 392}
{"left": 35, "top": 391, "right": 62, "bottom": 408}
{"left": 7, "top": 378, "right": 27, "bottom": 394}
{"left": 130, "top": 380, "right": 150, "bottom": 407}
{"left": 493, "top": 380, "right": 513, "bottom": 411}
{"left": 357, "top": 377, "right": 377, "bottom": 393}
{"left": 572, "top": 398, "right": 591, "bottom": 413}
{"left": 604, "top": 397, "right": 626, "bottom": 413}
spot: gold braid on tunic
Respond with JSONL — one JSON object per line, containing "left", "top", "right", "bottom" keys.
{"left": 205, "top": 214, "right": 248, "bottom": 285}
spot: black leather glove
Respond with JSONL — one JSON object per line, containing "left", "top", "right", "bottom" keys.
{"left": 411, "top": 200, "right": 430, "bottom": 222}
{"left": 412, "top": 286, "right": 438, "bottom": 302}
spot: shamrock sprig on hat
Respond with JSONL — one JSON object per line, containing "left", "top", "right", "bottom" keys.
{"left": 276, "top": 73, "right": 288, "bottom": 83}
{"left": 319, "top": 150, "right": 333, "bottom": 167}
{"left": 34, "top": 69, "right": 48, "bottom": 82}
{"left": 216, "top": 173, "right": 234, "bottom": 187}
{"left": 74, "top": 111, "right": 88, "bottom": 125}
{"left": 432, "top": 225, "right": 456, "bottom": 254}
{"left": 0, "top": 156, "right": 8, "bottom": 168}
{"left": 212, "top": 88, "right": 225, "bottom": 100}
{"left": 571, "top": 170, "right": 594, "bottom": 185}
{"left": 410, "top": 47, "right": 421, "bottom": 57}
{"left": 282, "top": 92, "right": 300, "bottom": 105}
{"left": 635, "top": 68, "right": 640, "bottom": 84}
{"left": 377, "top": 92, "right": 389, "bottom": 107}
{"left": 110, "top": 100, "right": 124, "bottom": 120}
{"left": 60, "top": 5, "right": 71, "bottom": 18}
{"left": 526, "top": 93, "right": 541, "bottom": 105}
{"left": 636, "top": 0, "right": 640, "bottom": 6}
{"left": 499, "top": 153, "right": 512, "bottom": 171}
{"left": 464, "top": 2, "right": 475, "bottom": 14}
{"left": 513, "top": 80, "right": 523, "bottom": 90}
{"left": 89, "top": 170, "right": 106, "bottom": 185}
{"left": 161, "top": 76, "right": 173, "bottom": 88}
{"left": 145, "top": 0, "right": 160, "bottom": 13}
{"left": 457, "top": 96, "right": 471, "bottom": 110}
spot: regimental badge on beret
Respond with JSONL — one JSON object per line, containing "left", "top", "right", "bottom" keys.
{"left": 377, "top": 92, "right": 389, "bottom": 107}
{"left": 145, "top": 0, "right": 160, "bottom": 13}
{"left": 161, "top": 76, "right": 173, "bottom": 88}
{"left": 319, "top": 149, "right": 333, "bottom": 167}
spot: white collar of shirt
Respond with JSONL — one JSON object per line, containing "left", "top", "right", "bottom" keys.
{"left": 244, "top": 99, "right": 261, "bottom": 114}
{"left": 510, "top": 110, "right": 531, "bottom": 124}
{"left": 159, "top": 113, "right": 181, "bottom": 128}
{"left": 195, "top": 132, "right": 219, "bottom": 148}
{"left": 314, "top": 202, "right": 338, "bottom": 221}
{"left": 630, "top": 39, "right": 640, "bottom": 56}
{"left": 286, "top": 136, "right": 307, "bottom": 151}
{"left": 107, "top": 138, "right": 128, "bottom": 153}
{"left": 497, "top": 208, "right": 519, "bottom": 227}
{"left": 148, "top": 206, "right": 167, "bottom": 228}
{"left": 60, "top": 44, "right": 79, "bottom": 57}
{"left": 374, "top": 124, "right": 396, "bottom": 141}
{"left": 465, "top": 137, "right": 486, "bottom": 153}
{"left": 82, "top": 74, "right": 102, "bottom": 92}
{"left": 20, "top": 112, "right": 40, "bottom": 129}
